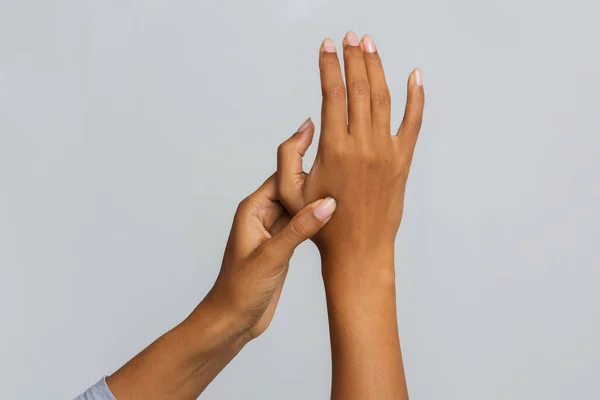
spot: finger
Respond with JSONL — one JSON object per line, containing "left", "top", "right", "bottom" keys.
{"left": 269, "top": 212, "right": 291, "bottom": 236}
{"left": 243, "top": 174, "right": 284, "bottom": 231}
{"left": 360, "top": 34, "right": 391, "bottom": 138}
{"left": 343, "top": 31, "right": 371, "bottom": 140}
{"left": 319, "top": 38, "right": 347, "bottom": 143}
{"left": 277, "top": 118, "right": 315, "bottom": 214}
{"left": 396, "top": 68, "right": 425, "bottom": 159}
{"left": 255, "top": 197, "right": 337, "bottom": 270}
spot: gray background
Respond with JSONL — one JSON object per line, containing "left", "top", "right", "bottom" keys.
{"left": 1, "top": 1, "right": 599, "bottom": 399}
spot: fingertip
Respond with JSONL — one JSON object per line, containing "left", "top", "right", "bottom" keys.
{"left": 295, "top": 116, "right": 314, "bottom": 144}
{"left": 361, "top": 34, "right": 376, "bottom": 53}
{"left": 290, "top": 117, "right": 314, "bottom": 145}
{"left": 344, "top": 31, "right": 359, "bottom": 47}
{"left": 296, "top": 117, "right": 312, "bottom": 133}
{"left": 407, "top": 68, "right": 425, "bottom": 106}
{"left": 395, "top": 69, "right": 425, "bottom": 141}
{"left": 412, "top": 68, "right": 423, "bottom": 88}
{"left": 322, "top": 38, "right": 336, "bottom": 53}
{"left": 313, "top": 197, "right": 337, "bottom": 222}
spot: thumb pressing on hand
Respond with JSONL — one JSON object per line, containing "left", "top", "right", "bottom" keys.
{"left": 256, "top": 197, "right": 337, "bottom": 272}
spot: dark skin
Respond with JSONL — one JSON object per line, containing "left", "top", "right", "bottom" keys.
{"left": 276, "top": 31, "right": 424, "bottom": 399}
{"left": 96, "top": 31, "right": 423, "bottom": 400}
{"left": 106, "top": 176, "right": 336, "bottom": 400}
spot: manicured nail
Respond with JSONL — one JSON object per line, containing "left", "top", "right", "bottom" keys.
{"left": 344, "top": 31, "right": 359, "bottom": 47}
{"left": 362, "top": 34, "right": 376, "bottom": 53}
{"left": 313, "top": 197, "right": 337, "bottom": 221}
{"left": 414, "top": 68, "right": 423, "bottom": 86}
{"left": 322, "top": 38, "right": 336, "bottom": 53}
{"left": 296, "top": 117, "right": 312, "bottom": 133}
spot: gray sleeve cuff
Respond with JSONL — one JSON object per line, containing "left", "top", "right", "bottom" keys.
{"left": 74, "top": 377, "right": 116, "bottom": 400}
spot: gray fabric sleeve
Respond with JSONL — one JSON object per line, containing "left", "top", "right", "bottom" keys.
{"left": 73, "top": 377, "right": 116, "bottom": 400}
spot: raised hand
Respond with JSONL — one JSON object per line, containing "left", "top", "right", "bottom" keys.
{"left": 276, "top": 32, "right": 424, "bottom": 270}
{"left": 276, "top": 31, "right": 425, "bottom": 400}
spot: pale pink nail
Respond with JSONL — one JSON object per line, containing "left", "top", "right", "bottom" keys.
{"left": 322, "top": 38, "right": 336, "bottom": 53}
{"left": 414, "top": 68, "right": 423, "bottom": 86}
{"left": 345, "top": 31, "right": 359, "bottom": 47}
{"left": 362, "top": 34, "right": 376, "bottom": 53}
{"left": 313, "top": 197, "right": 337, "bottom": 221}
{"left": 296, "top": 117, "right": 312, "bottom": 133}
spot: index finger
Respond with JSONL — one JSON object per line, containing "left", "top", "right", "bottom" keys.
{"left": 276, "top": 118, "right": 315, "bottom": 215}
{"left": 244, "top": 174, "right": 285, "bottom": 231}
{"left": 319, "top": 38, "right": 347, "bottom": 143}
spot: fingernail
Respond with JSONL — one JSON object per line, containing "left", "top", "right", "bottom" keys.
{"left": 414, "top": 68, "right": 423, "bottom": 86}
{"left": 322, "top": 38, "right": 336, "bottom": 53}
{"left": 313, "top": 197, "right": 337, "bottom": 221}
{"left": 296, "top": 117, "right": 312, "bottom": 133}
{"left": 362, "top": 34, "right": 376, "bottom": 53}
{"left": 344, "top": 31, "right": 359, "bottom": 47}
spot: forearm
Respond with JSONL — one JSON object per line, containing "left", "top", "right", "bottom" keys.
{"left": 322, "top": 247, "right": 408, "bottom": 400}
{"left": 106, "top": 293, "right": 250, "bottom": 400}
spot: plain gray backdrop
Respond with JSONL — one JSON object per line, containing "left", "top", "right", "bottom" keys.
{"left": 1, "top": 1, "right": 599, "bottom": 399}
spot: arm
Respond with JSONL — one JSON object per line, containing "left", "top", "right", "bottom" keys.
{"left": 105, "top": 294, "right": 249, "bottom": 399}
{"left": 322, "top": 249, "right": 407, "bottom": 399}
{"left": 76, "top": 175, "right": 337, "bottom": 400}
{"left": 276, "top": 31, "right": 424, "bottom": 399}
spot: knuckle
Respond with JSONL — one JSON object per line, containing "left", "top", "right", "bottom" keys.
{"left": 413, "top": 117, "right": 424, "bottom": 132}
{"left": 400, "top": 108, "right": 424, "bottom": 132}
{"left": 323, "top": 84, "right": 346, "bottom": 101}
{"left": 348, "top": 80, "right": 370, "bottom": 98}
{"left": 287, "top": 217, "right": 310, "bottom": 241}
{"left": 372, "top": 89, "right": 391, "bottom": 107}
{"left": 321, "top": 54, "right": 341, "bottom": 67}
{"left": 345, "top": 46, "right": 363, "bottom": 58}
{"left": 323, "top": 139, "right": 345, "bottom": 159}
{"left": 236, "top": 196, "right": 253, "bottom": 215}
{"left": 364, "top": 52, "right": 382, "bottom": 64}
{"left": 404, "top": 118, "right": 423, "bottom": 134}
{"left": 277, "top": 141, "right": 291, "bottom": 157}
{"left": 277, "top": 183, "right": 295, "bottom": 202}
{"left": 237, "top": 196, "right": 250, "bottom": 210}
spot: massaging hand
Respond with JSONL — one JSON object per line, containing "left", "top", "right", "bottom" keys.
{"left": 276, "top": 31, "right": 424, "bottom": 263}
{"left": 207, "top": 175, "right": 337, "bottom": 338}
{"left": 106, "top": 174, "right": 337, "bottom": 400}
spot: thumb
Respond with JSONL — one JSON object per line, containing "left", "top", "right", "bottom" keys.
{"left": 256, "top": 197, "right": 337, "bottom": 269}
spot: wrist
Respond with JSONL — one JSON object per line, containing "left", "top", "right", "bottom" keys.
{"left": 320, "top": 245, "right": 400, "bottom": 336}
{"left": 181, "top": 293, "right": 252, "bottom": 357}
{"left": 319, "top": 243, "right": 396, "bottom": 290}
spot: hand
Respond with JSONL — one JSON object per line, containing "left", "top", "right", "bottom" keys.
{"left": 105, "top": 175, "right": 336, "bottom": 400}
{"left": 276, "top": 32, "right": 424, "bottom": 265}
{"left": 275, "top": 32, "right": 423, "bottom": 399}
{"left": 205, "top": 174, "right": 337, "bottom": 338}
